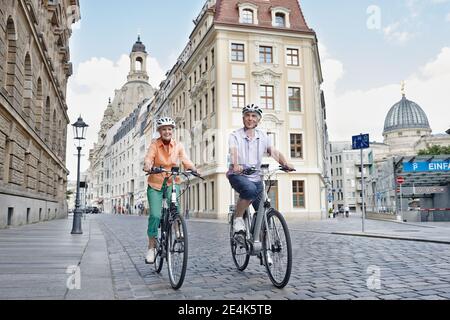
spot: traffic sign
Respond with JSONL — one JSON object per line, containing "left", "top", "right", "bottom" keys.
{"left": 397, "top": 177, "right": 405, "bottom": 185}
{"left": 403, "top": 161, "right": 450, "bottom": 173}
{"left": 352, "top": 134, "right": 370, "bottom": 150}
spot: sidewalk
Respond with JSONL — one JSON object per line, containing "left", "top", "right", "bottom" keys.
{"left": 0, "top": 215, "right": 114, "bottom": 300}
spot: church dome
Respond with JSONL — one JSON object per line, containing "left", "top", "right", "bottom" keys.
{"left": 132, "top": 36, "right": 147, "bottom": 53}
{"left": 383, "top": 95, "right": 431, "bottom": 135}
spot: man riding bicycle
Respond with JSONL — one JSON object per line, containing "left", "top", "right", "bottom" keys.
{"left": 228, "top": 104, "right": 295, "bottom": 235}
{"left": 143, "top": 117, "right": 198, "bottom": 264}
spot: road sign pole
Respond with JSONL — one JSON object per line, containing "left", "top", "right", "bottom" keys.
{"left": 400, "top": 184, "right": 403, "bottom": 222}
{"left": 361, "top": 147, "right": 365, "bottom": 233}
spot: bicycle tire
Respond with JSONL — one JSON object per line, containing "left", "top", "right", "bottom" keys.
{"left": 262, "top": 209, "right": 292, "bottom": 289}
{"left": 230, "top": 213, "right": 250, "bottom": 272}
{"left": 167, "top": 214, "right": 188, "bottom": 290}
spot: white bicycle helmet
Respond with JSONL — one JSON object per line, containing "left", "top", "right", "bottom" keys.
{"left": 156, "top": 117, "right": 176, "bottom": 130}
{"left": 242, "top": 104, "right": 263, "bottom": 117}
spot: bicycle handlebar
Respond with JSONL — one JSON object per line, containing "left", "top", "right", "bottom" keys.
{"left": 241, "top": 165, "right": 296, "bottom": 176}
{"left": 146, "top": 167, "right": 205, "bottom": 180}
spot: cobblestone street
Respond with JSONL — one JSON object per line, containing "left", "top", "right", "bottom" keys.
{"left": 96, "top": 215, "right": 450, "bottom": 300}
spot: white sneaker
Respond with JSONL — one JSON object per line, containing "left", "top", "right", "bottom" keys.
{"left": 145, "top": 249, "right": 156, "bottom": 264}
{"left": 233, "top": 217, "right": 246, "bottom": 234}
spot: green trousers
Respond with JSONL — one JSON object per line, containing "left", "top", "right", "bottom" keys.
{"left": 147, "top": 185, "right": 180, "bottom": 238}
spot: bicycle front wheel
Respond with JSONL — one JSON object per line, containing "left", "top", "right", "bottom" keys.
{"left": 167, "top": 214, "right": 188, "bottom": 290}
{"left": 262, "top": 210, "right": 292, "bottom": 289}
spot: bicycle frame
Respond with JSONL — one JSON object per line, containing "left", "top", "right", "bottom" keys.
{"left": 233, "top": 166, "right": 282, "bottom": 256}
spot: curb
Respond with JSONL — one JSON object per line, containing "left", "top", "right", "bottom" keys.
{"left": 332, "top": 232, "right": 450, "bottom": 245}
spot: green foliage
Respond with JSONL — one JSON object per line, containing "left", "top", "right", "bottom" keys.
{"left": 418, "top": 145, "right": 450, "bottom": 156}
{"left": 66, "top": 190, "right": 74, "bottom": 200}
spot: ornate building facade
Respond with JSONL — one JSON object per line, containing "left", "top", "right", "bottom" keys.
{"left": 87, "top": 38, "right": 155, "bottom": 213}
{"left": 144, "top": 0, "right": 329, "bottom": 220}
{"left": 0, "top": 0, "right": 80, "bottom": 228}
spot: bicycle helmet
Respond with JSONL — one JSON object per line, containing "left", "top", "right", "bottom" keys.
{"left": 156, "top": 117, "right": 176, "bottom": 130}
{"left": 242, "top": 104, "right": 263, "bottom": 117}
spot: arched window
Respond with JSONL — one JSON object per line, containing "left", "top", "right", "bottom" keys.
{"left": 23, "top": 53, "right": 33, "bottom": 121}
{"left": 275, "top": 13, "right": 286, "bottom": 27}
{"left": 242, "top": 9, "right": 254, "bottom": 24}
{"left": 5, "top": 17, "right": 17, "bottom": 99}
{"left": 35, "top": 78, "right": 43, "bottom": 133}
{"left": 44, "top": 97, "right": 51, "bottom": 144}
{"left": 135, "top": 57, "right": 143, "bottom": 71}
{"left": 52, "top": 110, "right": 57, "bottom": 152}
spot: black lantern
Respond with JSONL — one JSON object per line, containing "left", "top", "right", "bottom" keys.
{"left": 72, "top": 116, "right": 88, "bottom": 142}
{"left": 71, "top": 116, "right": 88, "bottom": 235}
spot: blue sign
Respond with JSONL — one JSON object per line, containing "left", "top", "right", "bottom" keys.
{"left": 328, "top": 194, "right": 334, "bottom": 202}
{"left": 403, "top": 161, "right": 450, "bottom": 173}
{"left": 352, "top": 134, "right": 370, "bottom": 150}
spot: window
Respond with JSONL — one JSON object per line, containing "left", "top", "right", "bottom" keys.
{"left": 204, "top": 182, "right": 208, "bottom": 210}
{"left": 211, "top": 48, "right": 215, "bottom": 66}
{"left": 260, "top": 85, "right": 274, "bottom": 109}
{"left": 259, "top": 46, "right": 273, "bottom": 64}
{"left": 231, "top": 43, "right": 245, "bottom": 62}
{"left": 288, "top": 87, "right": 301, "bottom": 112}
{"left": 242, "top": 9, "right": 254, "bottom": 24}
{"left": 211, "top": 87, "right": 215, "bottom": 113}
{"left": 232, "top": 83, "right": 246, "bottom": 109}
{"left": 292, "top": 181, "right": 305, "bottom": 208}
{"left": 287, "top": 48, "right": 299, "bottom": 66}
{"left": 290, "top": 134, "right": 303, "bottom": 158}
{"left": 275, "top": 13, "right": 286, "bottom": 27}
{"left": 205, "top": 56, "right": 208, "bottom": 72}
{"left": 211, "top": 181, "right": 215, "bottom": 210}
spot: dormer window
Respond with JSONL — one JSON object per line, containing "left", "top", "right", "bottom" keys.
{"left": 242, "top": 9, "right": 254, "bottom": 24}
{"left": 238, "top": 3, "right": 259, "bottom": 25}
{"left": 275, "top": 13, "right": 286, "bottom": 27}
{"left": 271, "top": 7, "right": 291, "bottom": 28}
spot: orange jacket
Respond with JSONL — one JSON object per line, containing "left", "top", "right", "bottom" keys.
{"left": 144, "top": 138, "right": 194, "bottom": 191}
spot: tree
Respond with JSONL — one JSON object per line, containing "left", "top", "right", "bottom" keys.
{"left": 66, "top": 190, "right": 74, "bottom": 200}
{"left": 418, "top": 145, "right": 450, "bottom": 156}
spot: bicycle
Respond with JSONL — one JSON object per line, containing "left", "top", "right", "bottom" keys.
{"left": 146, "top": 166, "right": 204, "bottom": 290}
{"left": 229, "top": 164, "right": 295, "bottom": 289}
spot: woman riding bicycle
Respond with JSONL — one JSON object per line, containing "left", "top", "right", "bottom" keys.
{"left": 228, "top": 104, "right": 295, "bottom": 234}
{"left": 143, "top": 117, "right": 197, "bottom": 264}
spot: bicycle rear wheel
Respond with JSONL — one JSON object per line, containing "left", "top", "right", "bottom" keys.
{"left": 262, "top": 210, "right": 292, "bottom": 289}
{"left": 230, "top": 214, "right": 250, "bottom": 271}
{"left": 167, "top": 214, "right": 188, "bottom": 290}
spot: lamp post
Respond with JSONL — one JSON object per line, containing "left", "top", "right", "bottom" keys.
{"left": 71, "top": 116, "right": 88, "bottom": 235}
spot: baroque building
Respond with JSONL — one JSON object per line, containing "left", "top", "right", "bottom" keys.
{"left": 0, "top": 0, "right": 80, "bottom": 228}
{"left": 87, "top": 38, "right": 154, "bottom": 212}
{"left": 144, "top": 0, "right": 329, "bottom": 220}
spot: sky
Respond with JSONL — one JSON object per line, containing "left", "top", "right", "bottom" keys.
{"left": 66, "top": 0, "right": 450, "bottom": 181}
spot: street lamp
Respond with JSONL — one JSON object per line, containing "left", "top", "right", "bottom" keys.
{"left": 71, "top": 116, "right": 88, "bottom": 235}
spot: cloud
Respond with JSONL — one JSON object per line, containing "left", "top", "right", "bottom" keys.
{"left": 383, "top": 22, "right": 416, "bottom": 44}
{"left": 446, "top": 12, "right": 450, "bottom": 21}
{"left": 322, "top": 46, "right": 450, "bottom": 142}
{"left": 66, "top": 54, "right": 165, "bottom": 180}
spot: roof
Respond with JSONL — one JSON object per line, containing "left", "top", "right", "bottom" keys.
{"left": 214, "top": 0, "right": 313, "bottom": 33}
{"left": 132, "top": 36, "right": 147, "bottom": 53}
{"left": 383, "top": 95, "right": 431, "bottom": 135}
